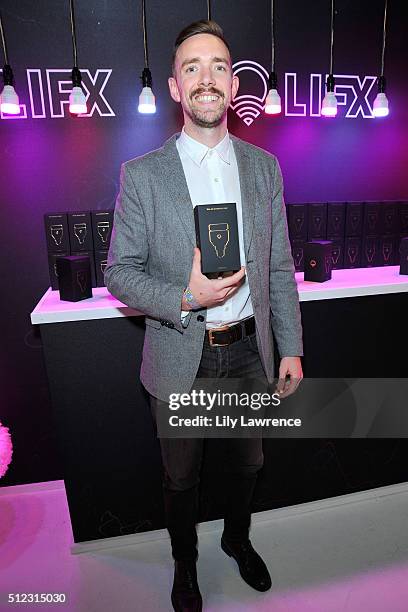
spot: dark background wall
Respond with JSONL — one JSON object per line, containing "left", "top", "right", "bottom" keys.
{"left": 0, "top": 0, "right": 407, "bottom": 488}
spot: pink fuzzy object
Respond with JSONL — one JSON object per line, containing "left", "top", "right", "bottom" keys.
{"left": 0, "top": 421, "right": 13, "bottom": 478}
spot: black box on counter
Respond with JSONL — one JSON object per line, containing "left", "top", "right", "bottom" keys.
{"left": 71, "top": 251, "right": 96, "bottom": 287}
{"left": 68, "top": 211, "right": 94, "bottom": 252}
{"left": 287, "top": 204, "right": 308, "bottom": 241}
{"left": 399, "top": 202, "right": 408, "bottom": 235}
{"left": 304, "top": 240, "right": 333, "bottom": 282}
{"left": 326, "top": 202, "right": 345, "bottom": 239}
{"left": 91, "top": 210, "right": 114, "bottom": 250}
{"left": 95, "top": 250, "right": 109, "bottom": 287}
{"left": 48, "top": 252, "right": 70, "bottom": 290}
{"left": 56, "top": 255, "right": 93, "bottom": 302}
{"left": 307, "top": 203, "right": 327, "bottom": 240}
{"left": 380, "top": 202, "right": 398, "bottom": 235}
{"left": 44, "top": 213, "right": 70, "bottom": 253}
{"left": 363, "top": 202, "right": 381, "bottom": 236}
{"left": 344, "top": 237, "right": 362, "bottom": 268}
{"left": 194, "top": 203, "right": 241, "bottom": 276}
{"left": 291, "top": 241, "right": 305, "bottom": 272}
{"left": 377, "top": 235, "right": 397, "bottom": 266}
{"left": 328, "top": 238, "right": 344, "bottom": 270}
{"left": 399, "top": 237, "right": 408, "bottom": 275}
{"left": 361, "top": 236, "right": 378, "bottom": 267}
{"left": 345, "top": 202, "right": 364, "bottom": 237}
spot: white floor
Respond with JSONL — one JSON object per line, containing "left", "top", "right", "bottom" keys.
{"left": 1, "top": 481, "right": 408, "bottom": 611}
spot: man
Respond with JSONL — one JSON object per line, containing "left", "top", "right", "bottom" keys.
{"left": 105, "top": 20, "right": 303, "bottom": 612}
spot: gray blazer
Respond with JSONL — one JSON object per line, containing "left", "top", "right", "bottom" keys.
{"left": 105, "top": 133, "right": 303, "bottom": 401}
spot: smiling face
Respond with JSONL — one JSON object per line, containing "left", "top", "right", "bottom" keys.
{"left": 168, "top": 33, "right": 239, "bottom": 129}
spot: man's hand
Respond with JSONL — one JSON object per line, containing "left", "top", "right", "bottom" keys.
{"left": 182, "top": 247, "right": 246, "bottom": 310}
{"left": 276, "top": 357, "right": 303, "bottom": 398}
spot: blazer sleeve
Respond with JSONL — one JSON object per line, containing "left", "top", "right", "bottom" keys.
{"left": 104, "top": 163, "right": 186, "bottom": 333}
{"left": 269, "top": 157, "right": 304, "bottom": 357}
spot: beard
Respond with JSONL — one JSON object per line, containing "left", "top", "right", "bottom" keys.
{"left": 186, "top": 87, "right": 228, "bottom": 128}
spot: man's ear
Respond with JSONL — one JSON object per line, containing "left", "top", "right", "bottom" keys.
{"left": 231, "top": 74, "right": 239, "bottom": 101}
{"left": 168, "top": 76, "right": 181, "bottom": 103}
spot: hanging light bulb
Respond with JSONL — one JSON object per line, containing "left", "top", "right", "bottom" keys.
{"left": 69, "top": 67, "right": 87, "bottom": 114}
{"left": 265, "top": 72, "right": 281, "bottom": 115}
{"left": 138, "top": 0, "right": 156, "bottom": 114}
{"left": 373, "top": 0, "right": 389, "bottom": 117}
{"left": 68, "top": 0, "right": 87, "bottom": 115}
{"left": 138, "top": 67, "right": 155, "bottom": 113}
{"left": 321, "top": 75, "right": 337, "bottom": 117}
{"left": 0, "top": 12, "right": 20, "bottom": 115}
{"left": 265, "top": 0, "right": 281, "bottom": 115}
{"left": 321, "top": 0, "right": 337, "bottom": 117}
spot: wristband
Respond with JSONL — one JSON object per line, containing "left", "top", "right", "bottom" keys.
{"left": 183, "top": 286, "right": 202, "bottom": 311}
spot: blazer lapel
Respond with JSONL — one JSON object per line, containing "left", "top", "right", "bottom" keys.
{"left": 231, "top": 136, "right": 256, "bottom": 259}
{"left": 158, "top": 134, "right": 196, "bottom": 248}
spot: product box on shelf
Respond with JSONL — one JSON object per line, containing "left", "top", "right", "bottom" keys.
{"left": 68, "top": 211, "right": 94, "bottom": 252}
{"left": 44, "top": 213, "right": 70, "bottom": 253}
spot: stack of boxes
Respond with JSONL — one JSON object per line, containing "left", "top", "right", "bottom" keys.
{"left": 287, "top": 201, "right": 408, "bottom": 273}
{"left": 44, "top": 210, "right": 113, "bottom": 290}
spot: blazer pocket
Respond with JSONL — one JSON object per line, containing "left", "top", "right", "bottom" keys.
{"left": 145, "top": 316, "right": 162, "bottom": 329}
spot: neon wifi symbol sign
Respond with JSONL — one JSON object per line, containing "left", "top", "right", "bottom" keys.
{"left": 230, "top": 60, "right": 269, "bottom": 126}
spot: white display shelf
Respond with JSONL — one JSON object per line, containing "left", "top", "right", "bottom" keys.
{"left": 31, "top": 266, "right": 408, "bottom": 324}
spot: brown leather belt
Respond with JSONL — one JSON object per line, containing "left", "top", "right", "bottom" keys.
{"left": 205, "top": 316, "right": 256, "bottom": 347}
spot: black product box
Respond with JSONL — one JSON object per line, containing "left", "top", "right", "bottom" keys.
{"left": 68, "top": 211, "right": 94, "bottom": 252}
{"left": 287, "top": 204, "right": 308, "bottom": 241}
{"left": 48, "top": 252, "right": 69, "bottom": 290}
{"left": 345, "top": 202, "right": 363, "bottom": 237}
{"left": 363, "top": 202, "right": 381, "bottom": 236}
{"left": 377, "top": 235, "right": 397, "bottom": 266}
{"left": 361, "top": 236, "right": 378, "bottom": 268}
{"left": 398, "top": 202, "right": 408, "bottom": 234}
{"left": 326, "top": 202, "right": 345, "bottom": 239}
{"left": 328, "top": 238, "right": 344, "bottom": 270}
{"left": 194, "top": 203, "right": 240, "bottom": 276}
{"left": 91, "top": 210, "right": 114, "bottom": 250}
{"left": 380, "top": 202, "right": 398, "bottom": 235}
{"left": 303, "top": 241, "right": 333, "bottom": 282}
{"left": 291, "top": 241, "right": 305, "bottom": 272}
{"left": 399, "top": 237, "right": 408, "bottom": 275}
{"left": 307, "top": 203, "right": 327, "bottom": 239}
{"left": 44, "top": 213, "right": 70, "bottom": 253}
{"left": 95, "top": 250, "right": 109, "bottom": 287}
{"left": 56, "top": 255, "right": 93, "bottom": 302}
{"left": 72, "top": 250, "right": 96, "bottom": 287}
{"left": 344, "top": 237, "right": 362, "bottom": 268}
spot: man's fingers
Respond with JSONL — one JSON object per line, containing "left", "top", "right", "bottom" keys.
{"left": 216, "top": 266, "right": 246, "bottom": 289}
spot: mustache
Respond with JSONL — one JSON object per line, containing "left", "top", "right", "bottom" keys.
{"left": 190, "top": 87, "right": 224, "bottom": 99}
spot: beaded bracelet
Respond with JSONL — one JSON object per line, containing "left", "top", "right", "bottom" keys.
{"left": 183, "top": 286, "right": 202, "bottom": 311}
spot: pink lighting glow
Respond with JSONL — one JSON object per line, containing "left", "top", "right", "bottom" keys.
{"left": 321, "top": 106, "right": 338, "bottom": 117}
{"left": 69, "top": 103, "right": 87, "bottom": 114}
{"left": 1, "top": 101, "right": 20, "bottom": 114}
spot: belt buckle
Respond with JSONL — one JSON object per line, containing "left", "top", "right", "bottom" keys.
{"left": 208, "top": 324, "right": 230, "bottom": 347}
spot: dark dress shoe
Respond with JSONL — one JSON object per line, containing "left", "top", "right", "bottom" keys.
{"left": 171, "top": 559, "right": 203, "bottom": 612}
{"left": 221, "top": 536, "right": 272, "bottom": 592}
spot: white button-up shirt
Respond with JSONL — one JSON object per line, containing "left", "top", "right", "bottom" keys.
{"left": 176, "top": 128, "right": 254, "bottom": 329}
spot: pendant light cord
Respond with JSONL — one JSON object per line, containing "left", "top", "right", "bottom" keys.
{"left": 142, "top": 0, "right": 149, "bottom": 68}
{"left": 0, "top": 11, "right": 9, "bottom": 65}
{"left": 207, "top": 0, "right": 211, "bottom": 21}
{"left": 329, "top": 0, "right": 335, "bottom": 74}
{"left": 380, "top": 0, "right": 388, "bottom": 77}
{"left": 271, "top": 0, "right": 275, "bottom": 72}
{"left": 69, "top": 0, "right": 78, "bottom": 67}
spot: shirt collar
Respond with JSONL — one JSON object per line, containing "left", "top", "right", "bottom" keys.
{"left": 177, "top": 127, "right": 231, "bottom": 167}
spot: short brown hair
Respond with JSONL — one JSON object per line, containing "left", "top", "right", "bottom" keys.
{"left": 172, "top": 20, "right": 231, "bottom": 73}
